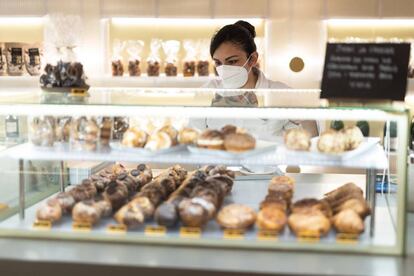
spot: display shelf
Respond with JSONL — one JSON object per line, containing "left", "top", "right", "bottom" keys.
{"left": 0, "top": 174, "right": 396, "bottom": 253}
{"left": 4, "top": 142, "right": 388, "bottom": 169}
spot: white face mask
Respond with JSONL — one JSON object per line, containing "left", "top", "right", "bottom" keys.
{"left": 216, "top": 56, "right": 252, "bottom": 89}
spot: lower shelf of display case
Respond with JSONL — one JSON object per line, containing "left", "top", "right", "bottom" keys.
{"left": 4, "top": 142, "right": 389, "bottom": 169}
{"left": 0, "top": 174, "right": 397, "bottom": 253}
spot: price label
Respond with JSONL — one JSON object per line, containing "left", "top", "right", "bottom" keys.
{"left": 257, "top": 230, "right": 279, "bottom": 241}
{"left": 223, "top": 229, "right": 245, "bottom": 240}
{"left": 72, "top": 221, "right": 92, "bottom": 232}
{"left": 145, "top": 225, "right": 166, "bottom": 237}
{"left": 297, "top": 230, "right": 320, "bottom": 243}
{"left": 33, "top": 220, "right": 52, "bottom": 230}
{"left": 0, "top": 203, "right": 8, "bottom": 211}
{"left": 70, "top": 88, "right": 88, "bottom": 96}
{"left": 107, "top": 224, "right": 127, "bottom": 234}
{"left": 180, "top": 227, "right": 201, "bottom": 238}
{"left": 336, "top": 233, "right": 359, "bottom": 244}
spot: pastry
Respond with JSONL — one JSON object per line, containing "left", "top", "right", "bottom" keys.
{"left": 207, "top": 165, "right": 236, "bottom": 179}
{"left": 54, "top": 192, "right": 75, "bottom": 214}
{"left": 221, "top": 124, "right": 237, "bottom": 136}
{"left": 128, "top": 59, "right": 141, "bottom": 76}
{"left": 130, "top": 164, "right": 153, "bottom": 189}
{"left": 121, "top": 127, "right": 148, "bottom": 148}
{"left": 284, "top": 128, "right": 311, "bottom": 151}
{"left": 178, "top": 198, "right": 210, "bottom": 227}
{"left": 159, "top": 125, "right": 178, "bottom": 145}
{"left": 114, "top": 202, "right": 145, "bottom": 229}
{"left": 267, "top": 183, "right": 293, "bottom": 203}
{"left": 130, "top": 196, "right": 155, "bottom": 219}
{"left": 178, "top": 127, "right": 200, "bottom": 145}
{"left": 197, "top": 130, "right": 224, "bottom": 150}
{"left": 103, "top": 180, "right": 129, "bottom": 210}
{"left": 183, "top": 60, "right": 195, "bottom": 76}
{"left": 259, "top": 199, "right": 288, "bottom": 212}
{"left": 112, "top": 163, "right": 127, "bottom": 176}
{"left": 291, "top": 198, "right": 332, "bottom": 218}
{"left": 288, "top": 212, "right": 331, "bottom": 237}
{"left": 342, "top": 126, "right": 364, "bottom": 150}
{"left": 335, "top": 198, "right": 370, "bottom": 218}
{"left": 155, "top": 202, "right": 179, "bottom": 227}
{"left": 145, "top": 131, "right": 172, "bottom": 151}
{"left": 196, "top": 60, "right": 209, "bottom": 76}
{"left": 147, "top": 60, "right": 160, "bottom": 76}
{"left": 270, "top": 176, "right": 295, "bottom": 188}
{"left": 333, "top": 209, "right": 365, "bottom": 234}
{"left": 317, "top": 129, "right": 346, "bottom": 153}
{"left": 117, "top": 173, "right": 139, "bottom": 196}
{"left": 72, "top": 200, "right": 101, "bottom": 225}
{"left": 256, "top": 205, "right": 287, "bottom": 232}
{"left": 216, "top": 204, "right": 256, "bottom": 229}
{"left": 94, "top": 199, "right": 112, "bottom": 217}
{"left": 98, "top": 117, "right": 112, "bottom": 146}
{"left": 165, "top": 62, "right": 178, "bottom": 76}
{"left": 69, "top": 182, "right": 97, "bottom": 202}
{"left": 223, "top": 133, "right": 256, "bottom": 152}
{"left": 324, "top": 182, "right": 364, "bottom": 209}
{"left": 36, "top": 199, "right": 62, "bottom": 222}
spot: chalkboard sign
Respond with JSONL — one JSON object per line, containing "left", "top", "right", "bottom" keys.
{"left": 321, "top": 43, "right": 411, "bottom": 101}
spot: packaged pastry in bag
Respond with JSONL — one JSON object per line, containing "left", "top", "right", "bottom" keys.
{"left": 29, "top": 116, "right": 56, "bottom": 147}
{"left": 211, "top": 91, "right": 258, "bottom": 107}
{"left": 127, "top": 40, "right": 144, "bottom": 76}
{"left": 5, "top": 42, "right": 25, "bottom": 76}
{"left": 97, "top": 116, "right": 113, "bottom": 148}
{"left": 0, "top": 43, "right": 6, "bottom": 75}
{"left": 71, "top": 117, "right": 100, "bottom": 151}
{"left": 112, "top": 117, "right": 129, "bottom": 140}
{"left": 111, "top": 39, "right": 125, "bottom": 76}
{"left": 196, "top": 39, "right": 210, "bottom": 76}
{"left": 183, "top": 40, "right": 196, "bottom": 77}
{"left": 24, "top": 43, "right": 42, "bottom": 76}
{"left": 147, "top": 39, "right": 162, "bottom": 76}
{"left": 162, "top": 40, "right": 180, "bottom": 76}
{"left": 55, "top": 117, "right": 72, "bottom": 143}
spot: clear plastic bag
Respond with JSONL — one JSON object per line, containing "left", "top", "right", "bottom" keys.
{"left": 196, "top": 39, "right": 210, "bottom": 76}
{"left": 97, "top": 116, "right": 113, "bottom": 148}
{"left": 112, "top": 117, "right": 129, "bottom": 140}
{"left": 211, "top": 91, "right": 258, "bottom": 107}
{"left": 24, "top": 43, "right": 42, "bottom": 76}
{"left": 183, "top": 40, "right": 196, "bottom": 77}
{"left": 55, "top": 116, "right": 72, "bottom": 143}
{"left": 111, "top": 39, "right": 125, "bottom": 76}
{"left": 162, "top": 40, "right": 180, "bottom": 76}
{"left": 29, "top": 116, "right": 56, "bottom": 147}
{"left": 70, "top": 116, "right": 100, "bottom": 151}
{"left": 127, "top": 40, "right": 144, "bottom": 77}
{"left": 0, "top": 43, "right": 6, "bottom": 75}
{"left": 147, "top": 39, "right": 162, "bottom": 76}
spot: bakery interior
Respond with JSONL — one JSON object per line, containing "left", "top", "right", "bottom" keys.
{"left": 0, "top": 0, "right": 414, "bottom": 275}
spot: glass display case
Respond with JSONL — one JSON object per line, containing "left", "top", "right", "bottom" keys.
{"left": 0, "top": 88, "right": 409, "bottom": 256}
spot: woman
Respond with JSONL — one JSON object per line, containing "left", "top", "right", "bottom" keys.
{"left": 192, "top": 20, "right": 318, "bottom": 140}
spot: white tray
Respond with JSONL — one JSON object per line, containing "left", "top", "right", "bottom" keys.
{"left": 187, "top": 140, "right": 277, "bottom": 159}
{"left": 110, "top": 142, "right": 186, "bottom": 156}
{"left": 281, "top": 137, "right": 380, "bottom": 161}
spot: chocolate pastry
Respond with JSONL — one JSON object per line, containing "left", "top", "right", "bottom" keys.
{"left": 196, "top": 60, "right": 209, "bottom": 76}
{"left": 114, "top": 202, "right": 144, "bottom": 229}
{"left": 207, "top": 165, "right": 236, "bottom": 180}
{"left": 147, "top": 60, "right": 160, "bottom": 76}
{"left": 130, "top": 196, "right": 155, "bottom": 219}
{"left": 205, "top": 174, "right": 234, "bottom": 195}
{"left": 183, "top": 60, "right": 195, "bottom": 77}
{"left": 333, "top": 209, "right": 365, "bottom": 234}
{"left": 112, "top": 163, "right": 127, "bottom": 176}
{"left": 190, "top": 185, "right": 221, "bottom": 209}
{"left": 103, "top": 180, "right": 129, "bottom": 211}
{"left": 130, "top": 164, "right": 153, "bottom": 189}
{"left": 72, "top": 200, "right": 101, "bottom": 225}
{"left": 36, "top": 199, "right": 62, "bottom": 222}
{"left": 216, "top": 204, "right": 256, "bottom": 230}
{"left": 128, "top": 59, "right": 141, "bottom": 76}
{"left": 69, "top": 183, "right": 97, "bottom": 202}
{"left": 164, "top": 62, "right": 177, "bottom": 76}
{"left": 112, "top": 60, "right": 124, "bottom": 76}
{"left": 54, "top": 192, "right": 75, "bottom": 214}
{"left": 178, "top": 198, "right": 210, "bottom": 227}
{"left": 117, "top": 173, "right": 138, "bottom": 196}
{"left": 154, "top": 202, "right": 178, "bottom": 227}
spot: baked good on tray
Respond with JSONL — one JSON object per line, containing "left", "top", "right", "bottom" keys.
{"left": 317, "top": 129, "right": 347, "bottom": 153}
{"left": 36, "top": 199, "right": 62, "bottom": 222}
{"left": 216, "top": 204, "right": 256, "bottom": 230}
{"left": 72, "top": 200, "right": 101, "bottom": 225}
{"left": 332, "top": 209, "right": 365, "bottom": 234}
{"left": 284, "top": 128, "right": 311, "bottom": 151}
{"left": 256, "top": 205, "right": 287, "bottom": 232}
{"left": 288, "top": 211, "right": 331, "bottom": 237}
{"left": 223, "top": 132, "right": 256, "bottom": 152}
{"left": 178, "top": 127, "right": 200, "bottom": 145}
{"left": 145, "top": 131, "right": 173, "bottom": 151}
{"left": 197, "top": 129, "right": 224, "bottom": 150}
{"left": 121, "top": 127, "right": 148, "bottom": 148}
{"left": 342, "top": 126, "right": 364, "bottom": 150}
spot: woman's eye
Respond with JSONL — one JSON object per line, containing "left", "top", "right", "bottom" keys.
{"left": 228, "top": 60, "right": 238, "bottom": 65}
{"left": 214, "top": 61, "right": 221, "bottom": 66}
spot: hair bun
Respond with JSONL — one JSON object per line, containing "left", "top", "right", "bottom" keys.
{"left": 234, "top": 20, "right": 256, "bottom": 38}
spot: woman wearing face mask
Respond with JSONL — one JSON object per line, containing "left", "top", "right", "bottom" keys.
{"left": 192, "top": 20, "right": 318, "bottom": 141}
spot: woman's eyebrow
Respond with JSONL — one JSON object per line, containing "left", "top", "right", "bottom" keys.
{"left": 225, "top": 55, "right": 239, "bottom": 61}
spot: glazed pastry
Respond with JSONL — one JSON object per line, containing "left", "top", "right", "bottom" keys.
{"left": 333, "top": 209, "right": 364, "bottom": 234}
{"left": 197, "top": 130, "right": 224, "bottom": 150}
{"left": 154, "top": 202, "right": 179, "bottom": 227}
{"left": 288, "top": 212, "right": 331, "bottom": 237}
{"left": 335, "top": 198, "right": 370, "bottom": 218}
{"left": 121, "top": 127, "right": 148, "bottom": 148}
{"left": 256, "top": 205, "right": 287, "bottom": 232}
{"left": 114, "top": 202, "right": 145, "bottom": 229}
{"left": 317, "top": 129, "right": 347, "bottom": 153}
{"left": 130, "top": 196, "right": 155, "bottom": 219}
{"left": 69, "top": 182, "right": 97, "bottom": 202}
{"left": 130, "top": 164, "right": 153, "bottom": 189}
{"left": 178, "top": 198, "right": 210, "bottom": 227}
{"left": 291, "top": 198, "right": 332, "bottom": 218}
{"left": 178, "top": 127, "right": 200, "bottom": 145}
{"left": 117, "top": 173, "right": 139, "bottom": 196}
{"left": 207, "top": 165, "right": 236, "bottom": 180}
{"left": 221, "top": 125, "right": 237, "bottom": 136}
{"left": 159, "top": 125, "right": 178, "bottom": 145}
{"left": 36, "top": 199, "right": 62, "bottom": 222}
{"left": 103, "top": 180, "right": 129, "bottom": 211}
{"left": 54, "top": 192, "right": 75, "bottom": 214}
{"left": 342, "top": 126, "right": 364, "bottom": 150}
{"left": 94, "top": 199, "right": 112, "bottom": 217}
{"left": 223, "top": 133, "right": 256, "bottom": 152}
{"left": 72, "top": 200, "right": 101, "bottom": 225}
{"left": 284, "top": 128, "right": 311, "bottom": 151}
{"left": 216, "top": 204, "right": 256, "bottom": 230}
{"left": 145, "top": 131, "right": 172, "bottom": 151}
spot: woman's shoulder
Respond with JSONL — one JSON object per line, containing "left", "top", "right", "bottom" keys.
{"left": 256, "top": 69, "right": 291, "bottom": 89}
{"left": 202, "top": 78, "right": 222, "bottom": 88}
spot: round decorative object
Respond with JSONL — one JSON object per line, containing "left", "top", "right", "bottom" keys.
{"left": 289, "top": 57, "right": 305, "bottom": 73}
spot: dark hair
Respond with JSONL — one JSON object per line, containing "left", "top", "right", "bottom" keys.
{"left": 210, "top": 20, "right": 257, "bottom": 58}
